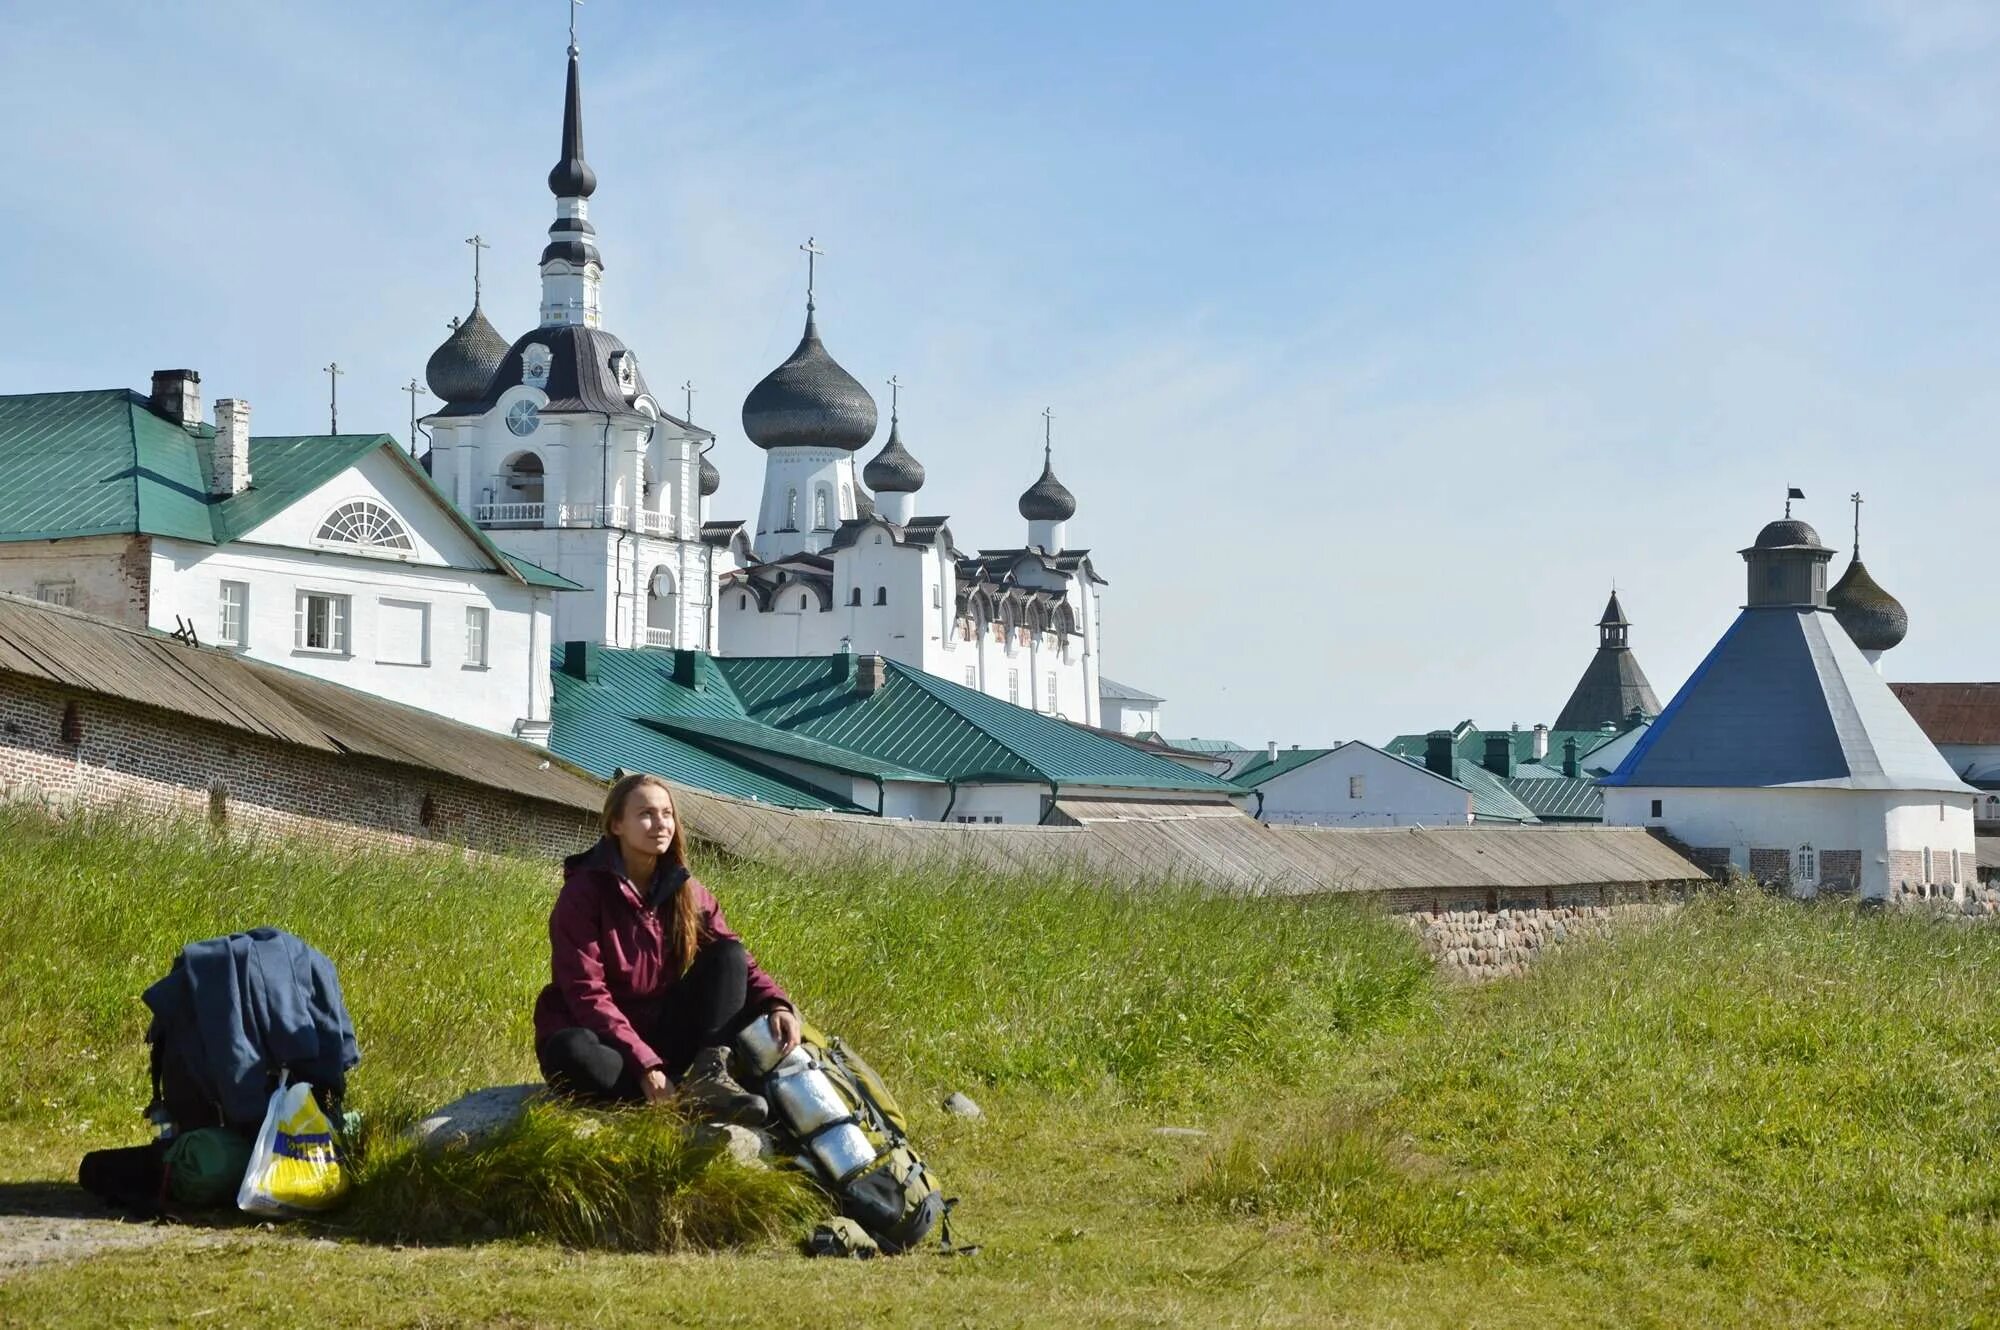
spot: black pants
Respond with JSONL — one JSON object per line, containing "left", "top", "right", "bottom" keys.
{"left": 537, "top": 939, "right": 757, "bottom": 1102}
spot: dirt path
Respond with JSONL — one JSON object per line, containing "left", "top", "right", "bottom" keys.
{"left": 0, "top": 1185, "right": 174, "bottom": 1280}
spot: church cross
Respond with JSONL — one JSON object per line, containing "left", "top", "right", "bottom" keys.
{"left": 1851, "top": 491, "right": 1863, "bottom": 557}
{"left": 568, "top": 0, "right": 584, "bottom": 51}
{"left": 681, "top": 379, "right": 696, "bottom": 420}
{"left": 800, "top": 236, "right": 824, "bottom": 310}
{"left": 404, "top": 378, "right": 428, "bottom": 456}
{"left": 465, "top": 233, "right": 490, "bottom": 303}
{"left": 324, "top": 362, "right": 345, "bottom": 434}
{"left": 1041, "top": 405, "right": 1054, "bottom": 461}
{"left": 887, "top": 374, "right": 902, "bottom": 421}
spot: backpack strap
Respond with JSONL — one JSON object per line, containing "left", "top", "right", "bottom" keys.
{"left": 934, "top": 1197, "right": 979, "bottom": 1257}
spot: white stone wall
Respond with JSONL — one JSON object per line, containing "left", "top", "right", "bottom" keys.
{"left": 148, "top": 538, "right": 552, "bottom": 739}
{"left": 1603, "top": 784, "right": 1976, "bottom": 899}
{"left": 1252, "top": 744, "right": 1474, "bottom": 827}
{"left": 0, "top": 535, "right": 151, "bottom": 625}
{"left": 754, "top": 449, "right": 860, "bottom": 560}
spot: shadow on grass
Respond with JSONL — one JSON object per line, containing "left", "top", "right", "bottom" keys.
{"left": 0, "top": 1181, "right": 264, "bottom": 1229}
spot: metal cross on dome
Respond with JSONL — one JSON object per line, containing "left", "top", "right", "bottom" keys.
{"left": 800, "top": 236, "right": 824, "bottom": 310}
{"left": 1041, "top": 405, "right": 1055, "bottom": 460}
{"left": 1851, "top": 491, "right": 1864, "bottom": 557}
{"left": 887, "top": 374, "right": 902, "bottom": 420}
{"left": 465, "top": 234, "right": 490, "bottom": 304}
{"left": 681, "top": 380, "right": 696, "bottom": 420}
{"left": 568, "top": 0, "right": 583, "bottom": 50}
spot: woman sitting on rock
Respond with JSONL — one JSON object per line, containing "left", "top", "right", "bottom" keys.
{"left": 535, "top": 773, "right": 798, "bottom": 1123}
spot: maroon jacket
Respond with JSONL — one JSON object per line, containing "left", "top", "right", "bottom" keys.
{"left": 532, "top": 839, "right": 791, "bottom": 1074}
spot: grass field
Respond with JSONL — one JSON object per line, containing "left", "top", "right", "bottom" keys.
{"left": 0, "top": 809, "right": 1997, "bottom": 1327}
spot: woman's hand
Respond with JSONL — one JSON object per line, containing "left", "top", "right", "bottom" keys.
{"left": 639, "top": 1067, "right": 674, "bottom": 1105}
{"left": 769, "top": 1005, "right": 802, "bottom": 1057}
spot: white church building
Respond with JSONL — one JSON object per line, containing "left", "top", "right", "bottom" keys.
{"left": 415, "top": 35, "right": 1113, "bottom": 727}
{"left": 1601, "top": 507, "right": 1977, "bottom": 902}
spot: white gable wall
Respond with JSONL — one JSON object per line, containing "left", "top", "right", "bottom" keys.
{"left": 1250, "top": 743, "right": 1475, "bottom": 827}
{"left": 236, "top": 447, "right": 492, "bottom": 571}
{"left": 147, "top": 537, "right": 552, "bottom": 740}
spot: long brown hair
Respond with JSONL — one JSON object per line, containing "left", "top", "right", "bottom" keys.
{"left": 602, "top": 773, "right": 700, "bottom": 976}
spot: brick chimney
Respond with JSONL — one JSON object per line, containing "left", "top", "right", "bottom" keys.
{"left": 210, "top": 398, "right": 251, "bottom": 497}
{"left": 1562, "top": 737, "right": 1581, "bottom": 779}
{"left": 1424, "top": 730, "right": 1455, "bottom": 778}
{"left": 857, "top": 654, "right": 888, "bottom": 695}
{"left": 1483, "top": 731, "right": 1516, "bottom": 778}
{"left": 562, "top": 640, "right": 598, "bottom": 683}
{"left": 150, "top": 369, "right": 201, "bottom": 429}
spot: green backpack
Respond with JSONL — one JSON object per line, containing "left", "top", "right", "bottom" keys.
{"left": 755, "top": 1025, "right": 967, "bottom": 1256}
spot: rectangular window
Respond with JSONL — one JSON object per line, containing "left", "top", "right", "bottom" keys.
{"left": 931, "top": 584, "right": 941, "bottom": 608}
{"left": 1650, "top": 799, "right": 1663, "bottom": 818}
{"left": 464, "top": 606, "right": 489, "bottom": 669}
{"left": 1350, "top": 775, "right": 1366, "bottom": 799}
{"left": 1045, "top": 672, "right": 1058, "bottom": 712}
{"left": 1008, "top": 670, "right": 1020, "bottom": 705}
{"left": 34, "top": 580, "right": 74, "bottom": 607}
{"left": 217, "top": 581, "right": 248, "bottom": 648}
{"left": 295, "top": 592, "right": 349, "bottom": 654}
{"left": 375, "top": 598, "right": 430, "bottom": 666}
{"left": 965, "top": 666, "right": 977, "bottom": 688}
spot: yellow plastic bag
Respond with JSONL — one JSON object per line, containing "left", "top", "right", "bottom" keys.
{"left": 236, "top": 1073, "right": 349, "bottom": 1215}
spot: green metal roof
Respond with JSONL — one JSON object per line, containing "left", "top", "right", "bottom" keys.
{"left": 0, "top": 388, "right": 570, "bottom": 595}
{"left": 644, "top": 714, "right": 942, "bottom": 783}
{"left": 551, "top": 646, "right": 1240, "bottom": 804}
{"left": 1229, "top": 747, "right": 1335, "bottom": 788}
{"left": 1504, "top": 774, "right": 1603, "bottom": 822}
{"left": 1152, "top": 736, "right": 1249, "bottom": 754}
{"left": 501, "top": 552, "right": 588, "bottom": 591}
{"left": 550, "top": 653, "right": 859, "bottom": 811}
{"left": 1384, "top": 724, "right": 1625, "bottom": 766}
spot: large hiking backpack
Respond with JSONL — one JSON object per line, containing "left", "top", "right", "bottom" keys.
{"left": 742, "top": 1022, "right": 963, "bottom": 1255}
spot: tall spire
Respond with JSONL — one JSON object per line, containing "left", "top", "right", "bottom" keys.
{"left": 539, "top": 18, "right": 602, "bottom": 328}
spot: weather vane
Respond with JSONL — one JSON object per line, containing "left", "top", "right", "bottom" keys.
{"left": 568, "top": 0, "right": 583, "bottom": 51}
{"left": 1785, "top": 485, "right": 1804, "bottom": 519}
{"left": 800, "top": 236, "right": 824, "bottom": 310}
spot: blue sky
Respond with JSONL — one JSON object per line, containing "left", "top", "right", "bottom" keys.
{"left": 0, "top": 1, "right": 1993, "bottom": 744}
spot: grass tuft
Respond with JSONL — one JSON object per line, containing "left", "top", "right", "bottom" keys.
{"left": 341, "top": 1102, "right": 829, "bottom": 1252}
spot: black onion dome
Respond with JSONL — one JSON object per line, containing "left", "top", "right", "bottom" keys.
{"left": 547, "top": 50, "right": 597, "bottom": 199}
{"left": 862, "top": 419, "right": 925, "bottom": 493}
{"left": 425, "top": 303, "right": 510, "bottom": 404}
{"left": 1754, "top": 518, "right": 1824, "bottom": 549}
{"left": 1018, "top": 455, "right": 1076, "bottom": 521}
{"left": 740, "top": 313, "right": 878, "bottom": 452}
{"left": 698, "top": 451, "right": 720, "bottom": 498}
{"left": 1828, "top": 558, "right": 1909, "bottom": 652}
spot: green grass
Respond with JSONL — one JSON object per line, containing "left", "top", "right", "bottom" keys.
{"left": 2, "top": 808, "right": 1999, "bottom": 1326}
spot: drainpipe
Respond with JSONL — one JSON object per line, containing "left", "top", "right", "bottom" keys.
{"left": 1253, "top": 789, "right": 1265, "bottom": 821}
{"left": 1038, "top": 779, "right": 1060, "bottom": 825}
{"left": 871, "top": 775, "right": 886, "bottom": 818}
{"left": 938, "top": 779, "right": 960, "bottom": 823}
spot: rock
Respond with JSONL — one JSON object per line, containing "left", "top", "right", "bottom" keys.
{"left": 692, "top": 1123, "right": 773, "bottom": 1168}
{"left": 1152, "top": 1126, "right": 1208, "bottom": 1139}
{"left": 409, "top": 1083, "right": 545, "bottom": 1153}
{"left": 942, "top": 1092, "right": 983, "bottom": 1120}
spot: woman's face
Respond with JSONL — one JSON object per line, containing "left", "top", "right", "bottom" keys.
{"left": 613, "top": 783, "right": 676, "bottom": 862}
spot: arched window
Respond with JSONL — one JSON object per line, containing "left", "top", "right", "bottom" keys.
{"left": 814, "top": 486, "right": 832, "bottom": 531}
{"left": 316, "top": 500, "right": 414, "bottom": 553}
{"left": 849, "top": 587, "right": 862, "bottom": 606}
{"left": 738, "top": 594, "right": 747, "bottom": 610}
{"left": 875, "top": 586, "right": 887, "bottom": 606}
{"left": 646, "top": 567, "right": 677, "bottom": 646}
{"left": 784, "top": 489, "right": 799, "bottom": 530}
{"left": 501, "top": 453, "right": 544, "bottom": 504}
{"left": 800, "top": 593, "right": 810, "bottom": 610}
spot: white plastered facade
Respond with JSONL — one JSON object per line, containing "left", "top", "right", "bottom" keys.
{"left": 1247, "top": 743, "right": 1476, "bottom": 828}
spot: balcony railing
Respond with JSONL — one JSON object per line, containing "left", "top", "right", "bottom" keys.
{"left": 475, "top": 501, "right": 546, "bottom": 527}
{"left": 643, "top": 627, "right": 674, "bottom": 648}
{"left": 473, "top": 501, "right": 679, "bottom": 538}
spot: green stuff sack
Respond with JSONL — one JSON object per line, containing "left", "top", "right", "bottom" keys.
{"left": 162, "top": 1127, "right": 254, "bottom": 1208}
{"left": 744, "top": 1021, "right": 968, "bottom": 1256}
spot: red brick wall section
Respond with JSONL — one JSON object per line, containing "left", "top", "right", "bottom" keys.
{"left": 1817, "top": 850, "right": 1863, "bottom": 896}
{"left": 1749, "top": 848, "right": 1790, "bottom": 890}
{"left": 0, "top": 674, "right": 597, "bottom": 860}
